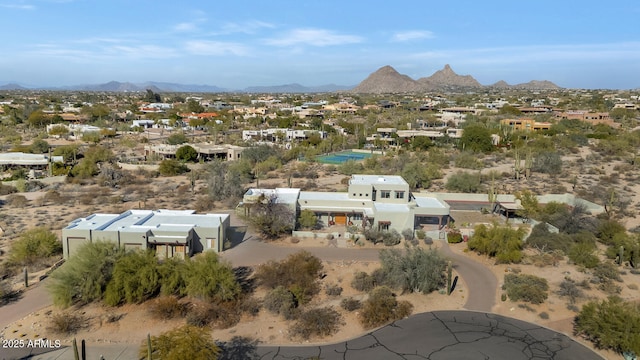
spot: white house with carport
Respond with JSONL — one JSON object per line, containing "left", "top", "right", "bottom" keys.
{"left": 240, "top": 174, "right": 450, "bottom": 233}
{"left": 62, "top": 209, "right": 230, "bottom": 259}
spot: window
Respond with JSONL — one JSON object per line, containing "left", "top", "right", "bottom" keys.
{"left": 395, "top": 191, "right": 405, "bottom": 199}
{"left": 381, "top": 190, "right": 391, "bottom": 199}
{"left": 352, "top": 213, "right": 363, "bottom": 220}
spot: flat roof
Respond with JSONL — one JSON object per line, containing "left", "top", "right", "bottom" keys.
{"left": 349, "top": 174, "right": 408, "bottom": 186}
{"left": 415, "top": 196, "right": 449, "bottom": 209}
{"left": 65, "top": 210, "right": 228, "bottom": 232}
{"left": 374, "top": 203, "right": 410, "bottom": 212}
{"left": 299, "top": 191, "right": 350, "bottom": 201}
{"left": 245, "top": 188, "right": 300, "bottom": 204}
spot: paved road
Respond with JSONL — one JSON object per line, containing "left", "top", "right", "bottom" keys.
{"left": 0, "top": 281, "right": 52, "bottom": 330}
{"left": 439, "top": 242, "right": 498, "bottom": 312}
{"left": 9, "top": 311, "right": 602, "bottom": 360}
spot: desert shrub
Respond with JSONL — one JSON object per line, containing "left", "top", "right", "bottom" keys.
{"left": 416, "top": 230, "right": 426, "bottom": 240}
{"left": 48, "top": 242, "right": 124, "bottom": 308}
{"left": 351, "top": 271, "right": 376, "bottom": 292}
{"left": 166, "top": 132, "right": 188, "bottom": 145}
{"left": 363, "top": 229, "right": 401, "bottom": 246}
{"left": 568, "top": 242, "right": 600, "bottom": 268}
{"left": 359, "top": 286, "right": 413, "bottom": 329}
{"left": 445, "top": 171, "right": 482, "bottom": 193}
{"left": 290, "top": 307, "right": 343, "bottom": 340}
{"left": 447, "top": 231, "right": 463, "bottom": 243}
{"left": 340, "top": 297, "right": 362, "bottom": 311}
{"left": 325, "top": 284, "right": 343, "bottom": 296}
{"left": 9, "top": 227, "right": 62, "bottom": 266}
{"left": 263, "top": 286, "right": 297, "bottom": 319}
{"left": 454, "top": 151, "right": 483, "bottom": 169}
{"left": 149, "top": 296, "right": 187, "bottom": 320}
{"left": 575, "top": 296, "right": 640, "bottom": 355}
{"left": 532, "top": 151, "right": 562, "bottom": 174}
{"left": 255, "top": 251, "right": 322, "bottom": 305}
{"left": 0, "top": 183, "right": 16, "bottom": 195}
{"left": 557, "top": 279, "right": 584, "bottom": 304}
{"left": 157, "top": 257, "right": 188, "bottom": 296}
{"left": 503, "top": 273, "right": 549, "bottom": 304}
{"left": 158, "top": 159, "right": 189, "bottom": 176}
{"left": 526, "top": 223, "right": 573, "bottom": 253}
{"left": 104, "top": 250, "right": 161, "bottom": 306}
{"left": 401, "top": 228, "right": 414, "bottom": 241}
{"left": 0, "top": 280, "right": 17, "bottom": 305}
{"left": 382, "top": 229, "right": 401, "bottom": 246}
{"left": 185, "top": 301, "right": 217, "bottom": 327}
{"left": 183, "top": 252, "right": 240, "bottom": 302}
{"left": 48, "top": 312, "right": 88, "bottom": 335}
{"left": 175, "top": 145, "right": 198, "bottom": 162}
{"left": 378, "top": 247, "right": 447, "bottom": 294}
{"left": 538, "top": 311, "right": 549, "bottom": 320}
{"left": 468, "top": 224, "right": 526, "bottom": 264}
{"left": 593, "top": 262, "right": 622, "bottom": 283}
{"left": 142, "top": 325, "right": 220, "bottom": 360}
{"left": 6, "top": 194, "right": 29, "bottom": 208}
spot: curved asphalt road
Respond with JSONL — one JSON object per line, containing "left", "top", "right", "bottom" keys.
{"left": 8, "top": 311, "right": 602, "bottom": 360}
{"left": 1, "top": 238, "right": 599, "bottom": 360}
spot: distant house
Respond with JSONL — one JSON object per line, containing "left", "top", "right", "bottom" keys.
{"left": 500, "top": 118, "right": 552, "bottom": 131}
{"left": 0, "top": 152, "right": 63, "bottom": 169}
{"left": 144, "top": 143, "right": 245, "bottom": 162}
{"left": 62, "top": 209, "right": 230, "bottom": 259}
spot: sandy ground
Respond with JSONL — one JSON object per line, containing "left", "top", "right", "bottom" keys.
{"left": 2, "top": 140, "right": 640, "bottom": 359}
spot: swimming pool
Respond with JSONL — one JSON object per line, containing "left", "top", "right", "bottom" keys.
{"left": 315, "top": 150, "right": 373, "bottom": 164}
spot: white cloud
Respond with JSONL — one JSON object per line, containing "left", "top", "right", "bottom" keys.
{"left": 410, "top": 42, "right": 640, "bottom": 65}
{"left": 265, "top": 28, "right": 363, "bottom": 47}
{"left": 219, "top": 20, "right": 275, "bottom": 35}
{"left": 173, "top": 22, "right": 198, "bottom": 32}
{"left": 392, "top": 30, "right": 435, "bottom": 42}
{"left": 108, "top": 45, "right": 179, "bottom": 59}
{"left": 0, "top": 2, "right": 35, "bottom": 10}
{"left": 185, "top": 40, "right": 249, "bottom": 56}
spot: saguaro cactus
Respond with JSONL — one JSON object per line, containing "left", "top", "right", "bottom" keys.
{"left": 447, "top": 261, "right": 453, "bottom": 295}
{"left": 514, "top": 149, "right": 521, "bottom": 180}
{"left": 618, "top": 245, "right": 625, "bottom": 266}
{"left": 524, "top": 149, "right": 533, "bottom": 179}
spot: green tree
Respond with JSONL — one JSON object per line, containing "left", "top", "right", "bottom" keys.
{"left": 378, "top": 247, "right": 447, "bottom": 294}
{"left": 144, "top": 89, "right": 162, "bottom": 103}
{"left": 81, "top": 131, "right": 101, "bottom": 144}
{"left": 515, "top": 189, "right": 540, "bottom": 220}
{"left": 142, "top": 325, "right": 219, "bottom": 360}
{"left": 503, "top": 273, "right": 549, "bottom": 304}
{"left": 27, "top": 110, "right": 49, "bottom": 127}
{"left": 245, "top": 200, "right": 295, "bottom": 240}
{"left": 167, "top": 132, "right": 188, "bottom": 145}
{"left": 53, "top": 144, "right": 79, "bottom": 163}
{"left": 10, "top": 227, "right": 62, "bottom": 266}
{"left": 183, "top": 252, "right": 240, "bottom": 302}
{"left": 460, "top": 124, "right": 493, "bottom": 152}
{"left": 104, "top": 250, "right": 161, "bottom": 306}
{"left": 186, "top": 99, "right": 205, "bottom": 113}
{"left": 176, "top": 145, "right": 198, "bottom": 162}
{"left": 158, "top": 159, "right": 189, "bottom": 176}
{"left": 575, "top": 296, "right": 640, "bottom": 355}
{"left": 410, "top": 136, "right": 433, "bottom": 151}
{"left": 468, "top": 224, "right": 526, "bottom": 263}
{"left": 359, "top": 286, "right": 413, "bottom": 329}
{"left": 29, "top": 139, "right": 50, "bottom": 154}
{"left": 256, "top": 251, "right": 323, "bottom": 305}
{"left": 298, "top": 209, "right": 318, "bottom": 230}
{"left": 445, "top": 171, "right": 482, "bottom": 193}
{"left": 48, "top": 124, "right": 70, "bottom": 138}
{"left": 48, "top": 242, "right": 124, "bottom": 308}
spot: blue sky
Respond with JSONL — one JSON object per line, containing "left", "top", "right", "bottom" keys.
{"left": 1, "top": 0, "right": 639, "bottom": 89}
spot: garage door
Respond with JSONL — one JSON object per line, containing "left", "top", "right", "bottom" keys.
{"left": 334, "top": 214, "right": 346, "bottom": 225}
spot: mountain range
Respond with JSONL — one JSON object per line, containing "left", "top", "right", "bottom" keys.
{"left": 0, "top": 65, "right": 559, "bottom": 93}
{"left": 352, "top": 65, "right": 560, "bottom": 93}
